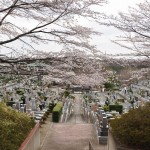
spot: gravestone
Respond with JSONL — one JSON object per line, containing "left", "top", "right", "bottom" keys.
{"left": 26, "top": 100, "right": 32, "bottom": 109}
{"left": 99, "top": 110, "right": 105, "bottom": 116}
{"left": 16, "top": 101, "right": 21, "bottom": 110}
{"left": 20, "top": 106, "right": 24, "bottom": 112}
{"left": 102, "top": 117, "right": 108, "bottom": 127}
{"left": 26, "top": 109, "right": 32, "bottom": 114}
{"left": 12, "top": 103, "right": 16, "bottom": 109}
{"left": 31, "top": 98, "right": 36, "bottom": 111}
{"left": 98, "top": 116, "right": 108, "bottom": 144}
{"left": 102, "top": 112, "right": 106, "bottom": 118}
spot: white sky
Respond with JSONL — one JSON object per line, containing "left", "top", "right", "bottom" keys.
{"left": 43, "top": 0, "right": 145, "bottom": 55}
{"left": 94, "top": 0, "right": 145, "bottom": 55}
{"left": 0, "top": 0, "right": 145, "bottom": 56}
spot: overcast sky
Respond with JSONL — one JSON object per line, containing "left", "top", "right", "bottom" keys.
{"left": 94, "top": 0, "right": 145, "bottom": 55}
{"left": 42, "top": 0, "right": 145, "bottom": 55}
{"left": 0, "top": 0, "right": 145, "bottom": 56}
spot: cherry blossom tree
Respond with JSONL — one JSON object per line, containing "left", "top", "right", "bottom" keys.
{"left": 42, "top": 49, "right": 105, "bottom": 87}
{"left": 102, "top": 0, "right": 150, "bottom": 57}
{"left": 0, "top": 0, "right": 106, "bottom": 60}
{"left": 69, "top": 72, "right": 104, "bottom": 87}
{"left": 0, "top": 48, "right": 106, "bottom": 89}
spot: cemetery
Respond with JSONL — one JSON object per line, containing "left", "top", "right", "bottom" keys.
{"left": 0, "top": 71, "right": 150, "bottom": 150}
{"left": 0, "top": 73, "right": 81, "bottom": 149}
{"left": 80, "top": 77, "right": 150, "bottom": 149}
{"left": 0, "top": 66, "right": 150, "bottom": 150}
{"left": 1, "top": 1, "right": 150, "bottom": 149}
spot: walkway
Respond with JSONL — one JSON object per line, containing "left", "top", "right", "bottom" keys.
{"left": 40, "top": 94, "right": 108, "bottom": 150}
{"left": 66, "top": 94, "right": 86, "bottom": 124}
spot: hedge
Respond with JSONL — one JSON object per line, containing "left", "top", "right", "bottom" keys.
{"left": 0, "top": 102, "right": 35, "bottom": 150}
{"left": 52, "top": 102, "right": 63, "bottom": 122}
{"left": 6, "top": 101, "right": 16, "bottom": 107}
{"left": 110, "top": 102, "right": 150, "bottom": 149}
{"left": 109, "top": 104, "right": 123, "bottom": 114}
{"left": 56, "top": 102, "right": 63, "bottom": 107}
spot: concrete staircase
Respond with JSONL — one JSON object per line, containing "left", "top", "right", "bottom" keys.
{"left": 41, "top": 123, "right": 94, "bottom": 150}
{"left": 41, "top": 94, "right": 108, "bottom": 150}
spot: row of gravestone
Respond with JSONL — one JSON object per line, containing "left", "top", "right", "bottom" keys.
{"left": 0, "top": 76, "right": 66, "bottom": 123}
{"left": 61, "top": 97, "right": 72, "bottom": 123}
{"left": 87, "top": 80, "right": 150, "bottom": 145}
{"left": 118, "top": 84, "right": 149, "bottom": 110}
{"left": 92, "top": 107, "right": 108, "bottom": 144}
{"left": 5, "top": 86, "right": 61, "bottom": 122}
{"left": 82, "top": 92, "right": 109, "bottom": 144}
{"left": 8, "top": 99, "right": 49, "bottom": 122}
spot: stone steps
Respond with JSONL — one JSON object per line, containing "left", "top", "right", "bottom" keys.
{"left": 41, "top": 123, "right": 94, "bottom": 150}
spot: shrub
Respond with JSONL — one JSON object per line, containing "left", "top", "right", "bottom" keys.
{"left": 0, "top": 102, "right": 35, "bottom": 150}
{"left": 16, "top": 89, "right": 24, "bottom": 95}
{"left": 52, "top": 102, "right": 63, "bottom": 122}
{"left": 56, "top": 101, "right": 63, "bottom": 107}
{"left": 83, "top": 95, "right": 87, "bottom": 99}
{"left": 69, "top": 95, "right": 75, "bottom": 99}
{"left": 6, "top": 101, "right": 15, "bottom": 107}
{"left": 110, "top": 103, "right": 150, "bottom": 150}
{"left": 117, "top": 99, "right": 124, "bottom": 103}
{"left": 109, "top": 104, "right": 123, "bottom": 114}
{"left": 103, "top": 105, "right": 109, "bottom": 112}
{"left": 63, "top": 90, "right": 70, "bottom": 98}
